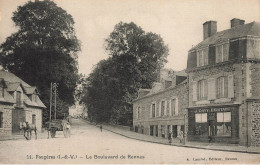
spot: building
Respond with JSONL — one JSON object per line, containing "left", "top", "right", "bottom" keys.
{"left": 133, "top": 69, "right": 188, "bottom": 139}
{"left": 0, "top": 70, "right": 46, "bottom": 140}
{"left": 186, "top": 19, "right": 260, "bottom": 146}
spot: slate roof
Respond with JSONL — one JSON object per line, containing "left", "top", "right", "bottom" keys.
{"left": 0, "top": 70, "right": 46, "bottom": 108}
{"left": 190, "top": 21, "right": 260, "bottom": 51}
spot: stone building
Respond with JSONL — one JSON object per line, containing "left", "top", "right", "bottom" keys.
{"left": 0, "top": 70, "right": 46, "bottom": 140}
{"left": 186, "top": 19, "right": 260, "bottom": 146}
{"left": 133, "top": 70, "right": 188, "bottom": 139}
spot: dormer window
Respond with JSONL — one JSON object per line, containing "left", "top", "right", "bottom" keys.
{"left": 216, "top": 43, "right": 229, "bottom": 63}
{"left": 197, "top": 48, "right": 208, "bottom": 67}
{"left": 16, "top": 91, "right": 22, "bottom": 107}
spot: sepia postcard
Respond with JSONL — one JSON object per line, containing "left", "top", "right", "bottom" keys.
{"left": 0, "top": 0, "right": 260, "bottom": 164}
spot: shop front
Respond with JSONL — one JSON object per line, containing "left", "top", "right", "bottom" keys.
{"left": 188, "top": 105, "right": 239, "bottom": 144}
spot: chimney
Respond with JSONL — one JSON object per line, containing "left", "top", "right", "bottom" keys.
{"left": 231, "top": 18, "right": 245, "bottom": 28}
{"left": 203, "top": 21, "right": 217, "bottom": 40}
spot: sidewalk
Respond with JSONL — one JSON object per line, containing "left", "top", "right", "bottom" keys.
{"left": 86, "top": 120, "right": 260, "bottom": 154}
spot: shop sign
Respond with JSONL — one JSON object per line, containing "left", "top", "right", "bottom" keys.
{"left": 194, "top": 107, "right": 231, "bottom": 113}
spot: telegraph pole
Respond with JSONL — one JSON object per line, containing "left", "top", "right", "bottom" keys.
{"left": 54, "top": 83, "right": 57, "bottom": 120}
{"left": 49, "top": 82, "right": 52, "bottom": 121}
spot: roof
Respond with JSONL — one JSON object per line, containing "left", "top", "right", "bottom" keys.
{"left": 6, "top": 82, "right": 21, "bottom": 92}
{"left": 190, "top": 21, "right": 260, "bottom": 51}
{"left": 0, "top": 90, "right": 15, "bottom": 104}
{"left": 23, "top": 94, "right": 46, "bottom": 108}
{"left": 24, "top": 86, "right": 38, "bottom": 94}
{"left": 0, "top": 70, "right": 30, "bottom": 87}
{"left": 175, "top": 69, "right": 187, "bottom": 77}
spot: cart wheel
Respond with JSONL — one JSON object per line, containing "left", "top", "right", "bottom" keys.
{"left": 50, "top": 129, "right": 56, "bottom": 138}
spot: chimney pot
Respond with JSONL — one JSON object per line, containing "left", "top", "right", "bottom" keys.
{"left": 231, "top": 18, "right": 245, "bottom": 28}
{"left": 203, "top": 21, "right": 217, "bottom": 40}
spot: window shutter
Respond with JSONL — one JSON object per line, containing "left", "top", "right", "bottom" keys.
{"left": 204, "top": 80, "right": 208, "bottom": 100}
{"left": 208, "top": 78, "right": 216, "bottom": 100}
{"left": 228, "top": 75, "right": 234, "bottom": 98}
{"left": 224, "top": 77, "right": 228, "bottom": 98}
{"left": 169, "top": 99, "right": 172, "bottom": 116}
{"left": 223, "top": 43, "right": 229, "bottom": 61}
{"left": 215, "top": 46, "right": 219, "bottom": 63}
{"left": 192, "top": 81, "right": 197, "bottom": 101}
{"left": 204, "top": 49, "right": 208, "bottom": 65}
{"left": 175, "top": 98, "right": 178, "bottom": 115}
{"left": 159, "top": 101, "right": 161, "bottom": 117}
{"left": 150, "top": 104, "right": 152, "bottom": 118}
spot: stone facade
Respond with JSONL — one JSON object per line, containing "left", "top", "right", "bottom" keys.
{"left": 0, "top": 70, "right": 46, "bottom": 139}
{"left": 186, "top": 19, "right": 260, "bottom": 146}
{"left": 0, "top": 104, "right": 12, "bottom": 139}
{"left": 133, "top": 72, "right": 188, "bottom": 139}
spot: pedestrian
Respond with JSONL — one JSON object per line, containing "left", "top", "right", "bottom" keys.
{"left": 100, "top": 125, "right": 102, "bottom": 132}
{"left": 178, "top": 130, "right": 184, "bottom": 143}
{"left": 168, "top": 131, "right": 173, "bottom": 144}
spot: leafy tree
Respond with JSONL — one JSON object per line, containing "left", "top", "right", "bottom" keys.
{"left": 81, "top": 22, "right": 169, "bottom": 125}
{"left": 0, "top": 0, "right": 80, "bottom": 122}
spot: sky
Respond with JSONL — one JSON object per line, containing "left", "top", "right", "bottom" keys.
{"left": 0, "top": 0, "right": 260, "bottom": 76}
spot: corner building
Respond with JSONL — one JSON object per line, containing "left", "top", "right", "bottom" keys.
{"left": 186, "top": 19, "right": 260, "bottom": 146}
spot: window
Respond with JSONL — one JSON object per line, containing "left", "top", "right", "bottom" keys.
{"left": 16, "top": 91, "right": 22, "bottom": 107}
{"left": 171, "top": 98, "right": 178, "bottom": 115}
{"left": 32, "top": 115, "right": 36, "bottom": 125}
{"left": 0, "top": 87, "right": 3, "bottom": 98}
{"left": 0, "top": 112, "right": 3, "bottom": 128}
{"left": 161, "top": 101, "right": 165, "bottom": 116}
{"left": 216, "top": 43, "right": 229, "bottom": 63}
{"left": 161, "top": 125, "right": 165, "bottom": 138}
{"left": 137, "top": 107, "right": 141, "bottom": 119}
{"left": 217, "top": 112, "right": 231, "bottom": 136}
{"left": 197, "top": 49, "right": 208, "bottom": 67}
{"left": 152, "top": 104, "right": 156, "bottom": 118}
{"left": 217, "top": 77, "right": 228, "bottom": 98}
{"left": 195, "top": 113, "right": 208, "bottom": 136}
{"left": 198, "top": 80, "right": 207, "bottom": 100}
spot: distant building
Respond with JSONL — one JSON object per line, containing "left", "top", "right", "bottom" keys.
{"left": 186, "top": 19, "right": 260, "bottom": 146}
{"left": 0, "top": 70, "right": 46, "bottom": 140}
{"left": 133, "top": 69, "right": 188, "bottom": 139}
{"left": 69, "top": 101, "right": 84, "bottom": 118}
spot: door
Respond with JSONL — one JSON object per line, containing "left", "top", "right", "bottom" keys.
{"left": 172, "top": 125, "right": 177, "bottom": 137}
{"left": 150, "top": 125, "right": 154, "bottom": 136}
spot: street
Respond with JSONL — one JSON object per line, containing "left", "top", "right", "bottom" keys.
{"left": 0, "top": 119, "right": 259, "bottom": 164}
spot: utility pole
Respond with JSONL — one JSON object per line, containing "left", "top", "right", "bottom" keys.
{"left": 54, "top": 83, "right": 57, "bottom": 120}
{"left": 49, "top": 82, "right": 52, "bottom": 121}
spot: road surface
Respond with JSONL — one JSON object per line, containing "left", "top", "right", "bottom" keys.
{"left": 0, "top": 119, "right": 259, "bottom": 164}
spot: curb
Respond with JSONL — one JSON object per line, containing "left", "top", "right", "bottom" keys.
{"left": 84, "top": 120, "right": 260, "bottom": 155}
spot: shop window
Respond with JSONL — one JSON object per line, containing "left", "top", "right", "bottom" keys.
{"left": 217, "top": 112, "right": 231, "bottom": 136}
{"left": 216, "top": 43, "right": 229, "bottom": 63}
{"left": 195, "top": 113, "right": 208, "bottom": 136}
{"left": 198, "top": 80, "right": 207, "bottom": 100}
{"left": 197, "top": 48, "right": 208, "bottom": 67}
{"left": 155, "top": 125, "right": 158, "bottom": 137}
{"left": 217, "top": 76, "right": 228, "bottom": 98}
{"left": 0, "top": 112, "right": 3, "bottom": 128}
{"left": 161, "top": 125, "right": 165, "bottom": 138}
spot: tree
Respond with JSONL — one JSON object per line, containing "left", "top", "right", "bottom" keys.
{"left": 81, "top": 22, "right": 169, "bottom": 125}
{"left": 0, "top": 0, "right": 80, "bottom": 122}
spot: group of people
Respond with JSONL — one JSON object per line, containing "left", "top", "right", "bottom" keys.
{"left": 168, "top": 130, "right": 184, "bottom": 144}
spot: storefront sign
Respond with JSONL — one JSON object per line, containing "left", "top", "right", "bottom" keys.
{"left": 194, "top": 107, "right": 231, "bottom": 113}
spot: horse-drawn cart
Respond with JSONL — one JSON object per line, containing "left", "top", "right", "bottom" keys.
{"left": 46, "top": 119, "right": 70, "bottom": 138}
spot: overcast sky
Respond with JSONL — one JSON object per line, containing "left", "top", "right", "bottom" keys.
{"left": 0, "top": 0, "right": 260, "bottom": 76}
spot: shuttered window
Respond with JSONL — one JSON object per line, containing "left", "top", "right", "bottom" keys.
{"left": 161, "top": 101, "right": 165, "bottom": 116}
{"left": 208, "top": 78, "right": 216, "bottom": 100}
{"left": 216, "top": 43, "right": 229, "bottom": 63}
{"left": 217, "top": 76, "right": 228, "bottom": 98}
{"left": 198, "top": 80, "right": 207, "bottom": 100}
{"left": 197, "top": 48, "right": 209, "bottom": 67}
{"left": 171, "top": 98, "right": 178, "bottom": 115}
{"left": 0, "top": 87, "right": 3, "bottom": 98}
{"left": 16, "top": 91, "right": 22, "bottom": 107}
